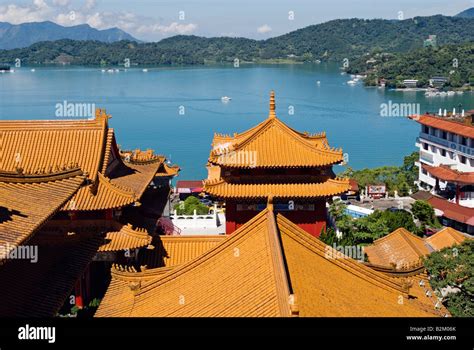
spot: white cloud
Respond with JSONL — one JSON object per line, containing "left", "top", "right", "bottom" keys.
{"left": 257, "top": 24, "right": 272, "bottom": 34}
{"left": 136, "top": 22, "right": 197, "bottom": 35}
{"left": 84, "top": 0, "right": 96, "bottom": 11}
{"left": 52, "top": 0, "right": 70, "bottom": 7}
{"left": 0, "top": 0, "right": 198, "bottom": 40}
{"left": 0, "top": 1, "right": 54, "bottom": 24}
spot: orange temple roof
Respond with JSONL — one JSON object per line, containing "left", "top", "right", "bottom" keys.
{"left": 364, "top": 228, "right": 431, "bottom": 269}
{"left": 95, "top": 208, "right": 444, "bottom": 317}
{"left": 138, "top": 235, "right": 227, "bottom": 268}
{"left": 98, "top": 224, "right": 153, "bottom": 252}
{"left": 209, "top": 91, "right": 344, "bottom": 168}
{"left": 203, "top": 178, "right": 350, "bottom": 199}
{"left": 425, "top": 227, "right": 468, "bottom": 251}
{"left": 365, "top": 227, "right": 469, "bottom": 269}
{"left": 0, "top": 168, "right": 85, "bottom": 261}
{"left": 0, "top": 109, "right": 178, "bottom": 211}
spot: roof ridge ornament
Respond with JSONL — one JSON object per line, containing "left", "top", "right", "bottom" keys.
{"left": 269, "top": 90, "right": 276, "bottom": 119}
{"left": 267, "top": 195, "right": 274, "bottom": 210}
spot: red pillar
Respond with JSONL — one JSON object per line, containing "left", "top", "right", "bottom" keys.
{"left": 105, "top": 208, "right": 113, "bottom": 220}
{"left": 225, "top": 201, "right": 237, "bottom": 234}
{"left": 74, "top": 280, "right": 83, "bottom": 308}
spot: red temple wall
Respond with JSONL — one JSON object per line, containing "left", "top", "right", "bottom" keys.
{"left": 225, "top": 200, "right": 327, "bottom": 237}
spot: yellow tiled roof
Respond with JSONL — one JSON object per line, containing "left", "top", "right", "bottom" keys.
{"left": 96, "top": 209, "right": 442, "bottom": 317}
{"left": 96, "top": 210, "right": 293, "bottom": 317}
{"left": 98, "top": 224, "right": 152, "bottom": 252}
{"left": 365, "top": 227, "right": 469, "bottom": 269}
{"left": 425, "top": 227, "right": 468, "bottom": 251}
{"left": 276, "top": 216, "right": 440, "bottom": 317}
{"left": 0, "top": 113, "right": 108, "bottom": 181}
{"left": 155, "top": 162, "right": 180, "bottom": 177}
{"left": 209, "top": 91, "right": 344, "bottom": 168}
{"left": 0, "top": 168, "right": 85, "bottom": 261}
{"left": 203, "top": 178, "right": 350, "bottom": 198}
{"left": 1, "top": 110, "right": 169, "bottom": 211}
{"left": 138, "top": 235, "right": 227, "bottom": 268}
{"left": 364, "top": 228, "right": 431, "bottom": 269}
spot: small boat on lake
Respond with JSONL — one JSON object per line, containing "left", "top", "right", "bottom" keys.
{"left": 0, "top": 64, "right": 11, "bottom": 72}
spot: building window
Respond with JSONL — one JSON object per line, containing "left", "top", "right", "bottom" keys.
{"left": 441, "top": 149, "right": 446, "bottom": 157}
{"left": 423, "top": 125, "right": 429, "bottom": 134}
{"left": 430, "top": 128, "right": 437, "bottom": 136}
{"left": 441, "top": 131, "right": 447, "bottom": 140}
{"left": 470, "top": 138, "right": 474, "bottom": 148}
{"left": 461, "top": 137, "right": 468, "bottom": 146}
{"left": 448, "top": 133, "right": 456, "bottom": 142}
{"left": 460, "top": 156, "right": 467, "bottom": 164}
{"left": 431, "top": 145, "right": 436, "bottom": 153}
{"left": 422, "top": 168, "right": 428, "bottom": 175}
{"left": 423, "top": 143, "right": 429, "bottom": 150}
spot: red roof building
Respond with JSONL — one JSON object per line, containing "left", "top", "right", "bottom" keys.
{"left": 410, "top": 112, "right": 474, "bottom": 235}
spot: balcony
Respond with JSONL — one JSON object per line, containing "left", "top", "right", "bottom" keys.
{"left": 419, "top": 132, "right": 474, "bottom": 158}
{"left": 419, "top": 150, "right": 434, "bottom": 164}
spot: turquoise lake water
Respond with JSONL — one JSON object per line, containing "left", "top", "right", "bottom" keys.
{"left": 1, "top": 64, "right": 473, "bottom": 180}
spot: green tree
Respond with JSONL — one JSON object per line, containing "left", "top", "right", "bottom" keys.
{"left": 411, "top": 200, "right": 441, "bottom": 229}
{"left": 423, "top": 241, "right": 474, "bottom": 317}
{"left": 174, "top": 196, "right": 209, "bottom": 215}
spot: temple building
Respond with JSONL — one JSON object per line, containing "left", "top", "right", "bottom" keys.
{"left": 204, "top": 91, "right": 350, "bottom": 236}
{"left": 410, "top": 112, "right": 474, "bottom": 234}
{"left": 364, "top": 227, "right": 468, "bottom": 270}
{"left": 96, "top": 203, "right": 447, "bottom": 317}
{"left": 0, "top": 109, "right": 179, "bottom": 316}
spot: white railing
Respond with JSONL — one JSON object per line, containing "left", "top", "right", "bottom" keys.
{"left": 170, "top": 205, "right": 219, "bottom": 229}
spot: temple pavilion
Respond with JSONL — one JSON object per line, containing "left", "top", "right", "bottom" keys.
{"left": 204, "top": 91, "right": 350, "bottom": 236}
{"left": 96, "top": 202, "right": 447, "bottom": 317}
{"left": 0, "top": 109, "right": 179, "bottom": 316}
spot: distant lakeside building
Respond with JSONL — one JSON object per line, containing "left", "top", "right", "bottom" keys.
{"left": 410, "top": 111, "right": 474, "bottom": 234}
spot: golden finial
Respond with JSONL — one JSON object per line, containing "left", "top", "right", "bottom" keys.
{"left": 269, "top": 90, "right": 276, "bottom": 118}
{"left": 267, "top": 195, "right": 274, "bottom": 211}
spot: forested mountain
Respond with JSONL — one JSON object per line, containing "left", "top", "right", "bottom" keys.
{"left": 0, "top": 21, "right": 138, "bottom": 50}
{"left": 347, "top": 43, "right": 474, "bottom": 88}
{"left": 0, "top": 15, "right": 472, "bottom": 66}
{"left": 455, "top": 7, "right": 474, "bottom": 18}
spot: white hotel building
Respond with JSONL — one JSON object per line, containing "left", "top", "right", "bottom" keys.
{"left": 410, "top": 112, "right": 474, "bottom": 234}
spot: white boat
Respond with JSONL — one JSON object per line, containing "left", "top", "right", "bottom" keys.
{"left": 221, "top": 96, "right": 232, "bottom": 102}
{"left": 30, "top": 69, "right": 35, "bottom": 72}
{"left": 347, "top": 80, "right": 357, "bottom": 85}
{"left": 456, "top": 91, "right": 464, "bottom": 95}
{"left": 142, "top": 69, "right": 148, "bottom": 72}
{"left": 316, "top": 81, "right": 321, "bottom": 85}
{"left": 439, "top": 92, "right": 447, "bottom": 97}
{"left": 107, "top": 69, "right": 114, "bottom": 73}
{"left": 447, "top": 91, "right": 455, "bottom": 96}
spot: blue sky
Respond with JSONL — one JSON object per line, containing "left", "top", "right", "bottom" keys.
{"left": 0, "top": 0, "right": 472, "bottom": 41}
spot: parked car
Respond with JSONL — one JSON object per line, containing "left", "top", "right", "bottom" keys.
{"left": 200, "top": 199, "right": 213, "bottom": 206}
